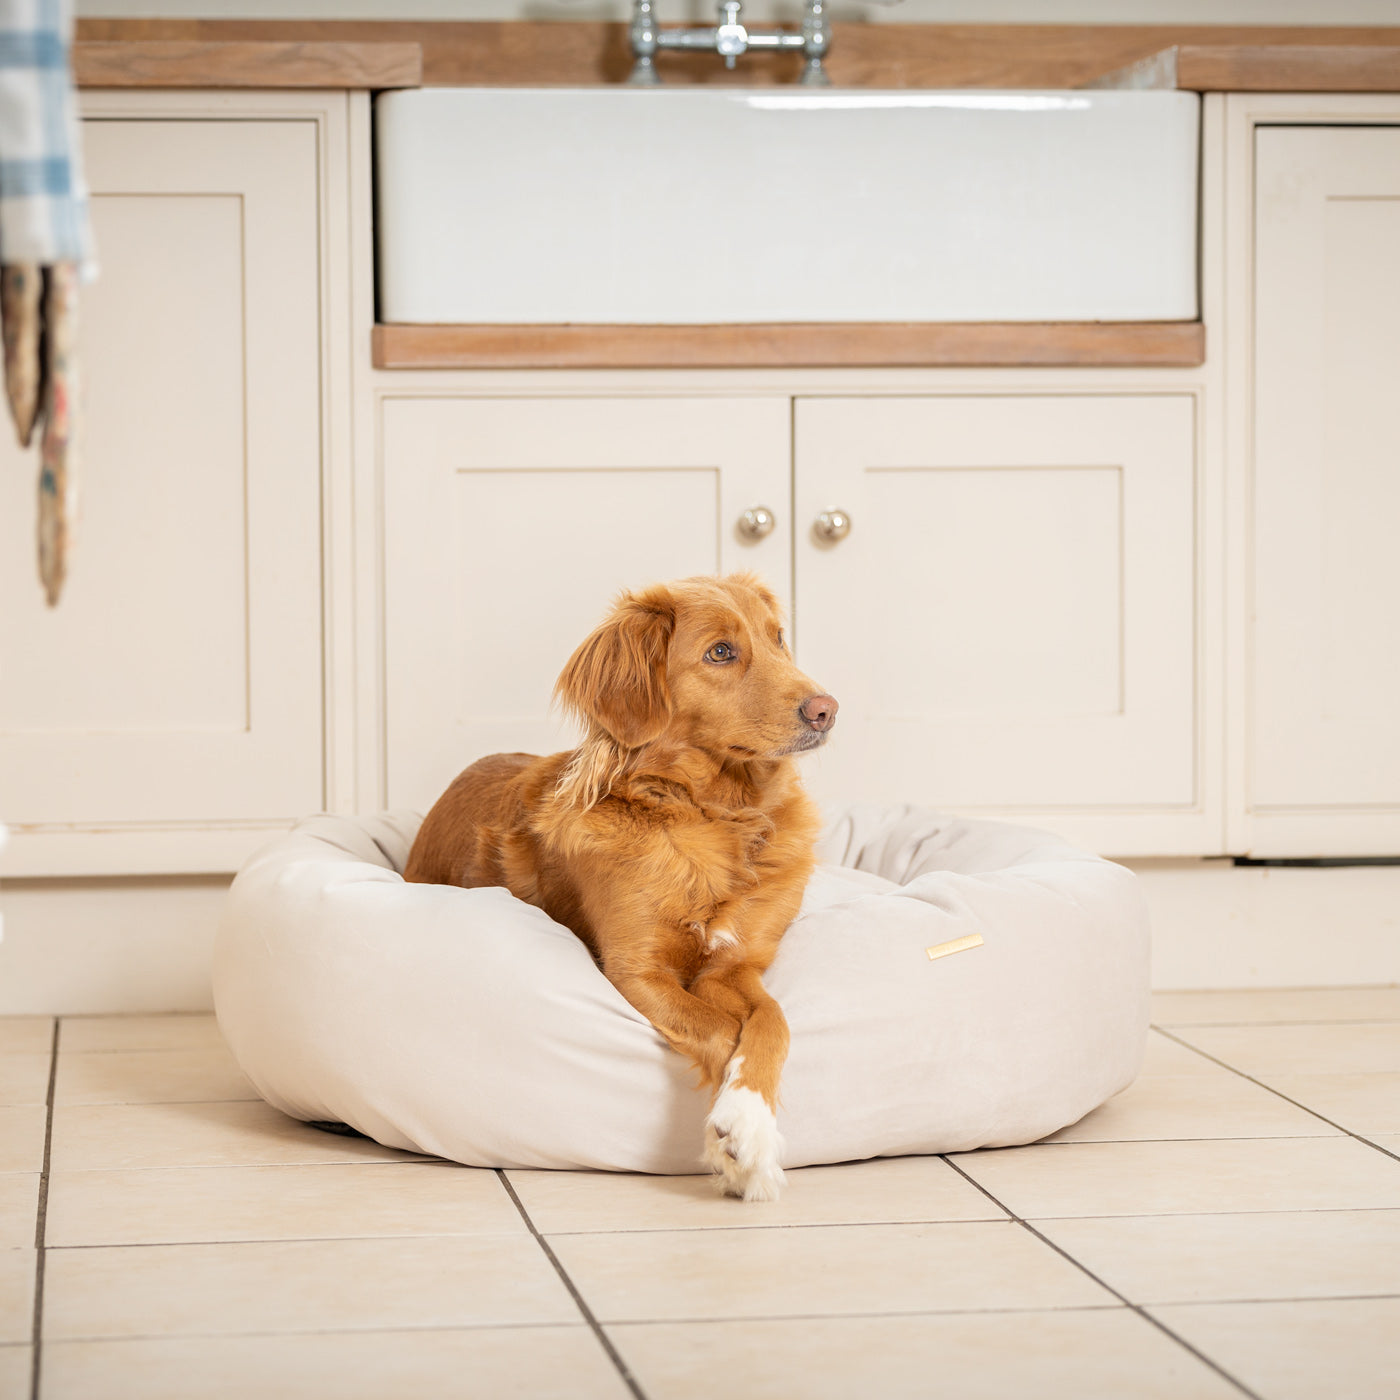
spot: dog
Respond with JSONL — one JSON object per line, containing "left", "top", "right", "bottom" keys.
{"left": 404, "top": 572, "right": 837, "bottom": 1200}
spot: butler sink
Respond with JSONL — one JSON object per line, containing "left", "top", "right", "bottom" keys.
{"left": 375, "top": 87, "right": 1199, "bottom": 324}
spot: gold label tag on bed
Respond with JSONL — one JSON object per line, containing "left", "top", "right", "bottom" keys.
{"left": 926, "top": 932, "right": 984, "bottom": 961}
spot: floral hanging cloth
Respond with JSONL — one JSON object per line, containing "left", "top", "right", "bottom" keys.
{"left": 0, "top": 0, "right": 93, "bottom": 606}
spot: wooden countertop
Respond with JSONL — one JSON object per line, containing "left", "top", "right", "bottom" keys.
{"left": 1093, "top": 42, "right": 1400, "bottom": 92}
{"left": 73, "top": 39, "right": 421, "bottom": 90}
{"left": 74, "top": 20, "right": 1400, "bottom": 91}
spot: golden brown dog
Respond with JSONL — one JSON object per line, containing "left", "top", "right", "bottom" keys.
{"left": 404, "top": 572, "right": 837, "bottom": 1200}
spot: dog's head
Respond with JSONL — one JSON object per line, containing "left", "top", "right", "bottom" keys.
{"left": 555, "top": 573, "right": 837, "bottom": 761}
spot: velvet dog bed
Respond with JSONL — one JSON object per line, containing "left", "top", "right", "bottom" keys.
{"left": 213, "top": 805, "right": 1150, "bottom": 1173}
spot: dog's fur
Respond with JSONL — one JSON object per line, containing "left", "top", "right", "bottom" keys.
{"left": 404, "top": 572, "right": 837, "bottom": 1200}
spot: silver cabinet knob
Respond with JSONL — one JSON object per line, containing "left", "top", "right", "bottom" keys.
{"left": 813, "top": 509, "right": 851, "bottom": 543}
{"left": 737, "top": 505, "right": 776, "bottom": 541}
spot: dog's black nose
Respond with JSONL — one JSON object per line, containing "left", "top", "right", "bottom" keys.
{"left": 800, "top": 694, "right": 839, "bottom": 732}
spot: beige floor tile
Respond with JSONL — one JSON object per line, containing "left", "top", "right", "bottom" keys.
{"left": 0, "top": 1346, "right": 31, "bottom": 1400}
{"left": 0, "top": 1055, "right": 51, "bottom": 1107}
{"left": 508, "top": 1156, "right": 1006, "bottom": 1235}
{"left": 608, "top": 1308, "right": 1241, "bottom": 1400}
{"left": 45, "top": 1162, "right": 523, "bottom": 1246}
{"left": 1365, "top": 1135, "right": 1400, "bottom": 1157}
{"left": 44, "top": 1235, "right": 577, "bottom": 1340}
{"left": 0, "top": 1251, "right": 35, "bottom": 1345}
{"left": 1036, "top": 1208, "right": 1400, "bottom": 1305}
{"left": 1171, "top": 1022, "right": 1400, "bottom": 1076}
{"left": 0, "top": 1177, "right": 38, "bottom": 1250}
{"left": 1138, "top": 1029, "right": 1227, "bottom": 1077}
{"left": 1151, "top": 1296, "right": 1400, "bottom": 1400}
{"left": 1153, "top": 986, "right": 1400, "bottom": 1026}
{"left": 0, "top": 1018, "right": 53, "bottom": 1055}
{"left": 54, "top": 1047, "right": 256, "bottom": 1106}
{"left": 552, "top": 1220, "right": 1113, "bottom": 1323}
{"left": 0, "top": 1108, "right": 47, "bottom": 1174}
{"left": 950, "top": 1136, "right": 1400, "bottom": 1218}
{"left": 59, "top": 1014, "right": 224, "bottom": 1054}
{"left": 39, "top": 1327, "right": 630, "bottom": 1400}
{"left": 1043, "top": 1072, "right": 1339, "bottom": 1144}
{"left": 49, "top": 1100, "right": 429, "bottom": 1172}
{"left": 1263, "top": 1072, "right": 1400, "bottom": 1135}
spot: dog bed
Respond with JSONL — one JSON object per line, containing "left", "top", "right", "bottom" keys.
{"left": 213, "top": 806, "right": 1150, "bottom": 1173}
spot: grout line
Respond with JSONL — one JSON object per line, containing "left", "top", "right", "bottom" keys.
{"left": 473, "top": 1216, "right": 1010, "bottom": 1237}
{"left": 495, "top": 1171, "right": 648, "bottom": 1400}
{"left": 30, "top": 1018, "right": 60, "bottom": 1400}
{"left": 49, "top": 1100, "right": 262, "bottom": 1110}
{"left": 1020, "top": 1204, "right": 1400, "bottom": 1222}
{"left": 598, "top": 1291, "right": 1400, "bottom": 1325}
{"left": 466, "top": 1200, "right": 1400, "bottom": 1231}
{"left": 600, "top": 1304, "right": 1129, "bottom": 1328}
{"left": 37, "top": 1321, "right": 622, "bottom": 1345}
{"left": 940, "top": 1155, "right": 1265, "bottom": 1400}
{"left": 1155, "top": 1019, "right": 1400, "bottom": 1028}
{"left": 48, "top": 1049, "right": 232, "bottom": 1057}
{"left": 35, "top": 1200, "right": 1400, "bottom": 1252}
{"left": 34, "top": 1305, "right": 1132, "bottom": 1348}
{"left": 1007, "top": 1133, "right": 1348, "bottom": 1147}
{"left": 38, "top": 1291, "right": 1400, "bottom": 1350}
{"left": 1145, "top": 1290, "right": 1400, "bottom": 1311}
{"left": 44, "top": 1155, "right": 438, "bottom": 1172}
{"left": 1152, "top": 1027, "right": 1400, "bottom": 1165}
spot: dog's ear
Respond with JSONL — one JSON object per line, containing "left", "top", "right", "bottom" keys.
{"left": 726, "top": 570, "right": 781, "bottom": 616}
{"left": 555, "top": 585, "right": 675, "bottom": 748}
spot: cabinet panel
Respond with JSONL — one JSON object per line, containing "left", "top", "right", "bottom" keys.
{"left": 795, "top": 395, "right": 1202, "bottom": 855}
{"left": 382, "top": 396, "right": 791, "bottom": 814}
{"left": 0, "top": 119, "right": 324, "bottom": 844}
{"left": 1249, "top": 126, "right": 1400, "bottom": 853}
{"left": 3, "top": 194, "right": 248, "bottom": 735}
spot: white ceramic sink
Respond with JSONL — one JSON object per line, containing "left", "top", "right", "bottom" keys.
{"left": 375, "top": 87, "right": 1200, "bottom": 324}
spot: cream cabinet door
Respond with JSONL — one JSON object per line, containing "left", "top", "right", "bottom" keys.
{"left": 1246, "top": 126, "right": 1400, "bottom": 855}
{"left": 0, "top": 119, "right": 323, "bottom": 872}
{"left": 381, "top": 396, "right": 790, "bottom": 815}
{"left": 794, "top": 395, "right": 1203, "bottom": 857}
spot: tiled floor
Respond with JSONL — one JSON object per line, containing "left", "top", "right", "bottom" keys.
{"left": 3, "top": 989, "right": 1400, "bottom": 1399}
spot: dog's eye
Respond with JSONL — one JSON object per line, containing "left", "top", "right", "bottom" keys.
{"left": 705, "top": 642, "right": 736, "bottom": 664}
{"left": 776, "top": 630, "right": 785, "bottom": 649}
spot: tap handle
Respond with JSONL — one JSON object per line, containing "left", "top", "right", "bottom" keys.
{"left": 628, "top": 0, "right": 661, "bottom": 84}
{"left": 800, "top": 0, "right": 831, "bottom": 84}
{"left": 716, "top": 0, "right": 747, "bottom": 67}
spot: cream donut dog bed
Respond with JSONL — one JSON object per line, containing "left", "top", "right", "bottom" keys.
{"left": 213, "top": 806, "right": 1150, "bottom": 1173}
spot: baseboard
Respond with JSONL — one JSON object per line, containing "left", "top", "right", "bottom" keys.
{"left": 3, "top": 861, "right": 1397, "bottom": 1014}
{"left": 1125, "top": 858, "right": 1400, "bottom": 989}
{"left": 0, "top": 875, "right": 231, "bottom": 1015}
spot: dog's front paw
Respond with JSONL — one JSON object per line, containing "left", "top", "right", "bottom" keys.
{"left": 703, "top": 1055, "right": 785, "bottom": 1203}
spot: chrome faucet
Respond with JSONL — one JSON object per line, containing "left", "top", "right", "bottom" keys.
{"left": 628, "top": 0, "right": 831, "bottom": 86}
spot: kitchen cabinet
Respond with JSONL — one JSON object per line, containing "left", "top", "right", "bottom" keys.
{"left": 380, "top": 391, "right": 1205, "bottom": 856}
{"left": 0, "top": 95, "right": 345, "bottom": 876}
{"left": 794, "top": 394, "right": 1203, "bottom": 856}
{"left": 379, "top": 395, "right": 791, "bottom": 814}
{"left": 1239, "top": 121, "right": 1400, "bottom": 855}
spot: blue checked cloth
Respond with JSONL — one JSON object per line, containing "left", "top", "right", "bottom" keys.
{"left": 0, "top": 0, "right": 91, "bottom": 266}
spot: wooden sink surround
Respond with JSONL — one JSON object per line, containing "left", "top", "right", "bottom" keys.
{"left": 71, "top": 20, "right": 1396, "bottom": 371}
{"left": 371, "top": 322, "right": 1207, "bottom": 372}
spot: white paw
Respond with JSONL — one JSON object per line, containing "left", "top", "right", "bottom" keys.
{"left": 702, "top": 1055, "right": 785, "bottom": 1203}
